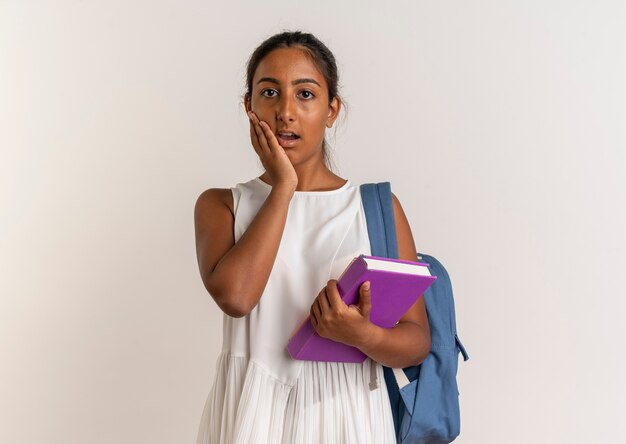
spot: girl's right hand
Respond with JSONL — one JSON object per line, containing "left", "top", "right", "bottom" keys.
{"left": 248, "top": 111, "right": 298, "bottom": 194}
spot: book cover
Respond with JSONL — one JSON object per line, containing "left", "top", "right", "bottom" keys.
{"left": 287, "top": 254, "right": 436, "bottom": 363}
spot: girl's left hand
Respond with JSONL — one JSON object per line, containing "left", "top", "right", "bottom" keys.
{"left": 309, "top": 280, "right": 376, "bottom": 347}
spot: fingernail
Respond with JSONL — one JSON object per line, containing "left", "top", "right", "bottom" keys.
{"left": 363, "top": 281, "right": 370, "bottom": 291}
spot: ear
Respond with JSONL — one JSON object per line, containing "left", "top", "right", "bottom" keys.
{"left": 325, "top": 96, "right": 341, "bottom": 128}
{"left": 244, "top": 94, "right": 252, "bottom": 113}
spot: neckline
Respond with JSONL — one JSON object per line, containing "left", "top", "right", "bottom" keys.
{"left": 254, "top": 177, "right": 351, "bottom": 195}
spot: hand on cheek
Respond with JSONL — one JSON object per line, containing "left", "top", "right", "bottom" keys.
{"left": 246, "top": 110, "right": 298, "bottom": 190}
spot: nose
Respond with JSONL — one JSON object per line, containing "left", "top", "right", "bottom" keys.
{"left": 276, "top": 94, "right": 296, "bottom": 122}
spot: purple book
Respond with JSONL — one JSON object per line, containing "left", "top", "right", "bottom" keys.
{"left": 287, "top": 254, "right": 437, "bottom": 363}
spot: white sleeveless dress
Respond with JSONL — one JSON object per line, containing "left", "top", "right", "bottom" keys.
{"left": 196, "top": 177, "right": 396, "bottom": 444}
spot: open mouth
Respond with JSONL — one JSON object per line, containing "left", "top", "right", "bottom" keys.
{"left": 277, "top": 131, "right": 300, "bottom": 141}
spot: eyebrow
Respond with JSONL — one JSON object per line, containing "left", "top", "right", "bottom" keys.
{"left": 256, "top": 77, "right": 321, "bottom": 87}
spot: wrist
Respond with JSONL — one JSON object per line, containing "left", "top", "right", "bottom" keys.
{"left": 269, "top": 186, "right": 295, "bottom": 201}
{"left": 354, "top": 322, "right": 382, "bottom": 351}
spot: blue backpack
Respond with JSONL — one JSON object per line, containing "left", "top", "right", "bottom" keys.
{"left": 360, "top": 182, "right": 469, "bottom": 444}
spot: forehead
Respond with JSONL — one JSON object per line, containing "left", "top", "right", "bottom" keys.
{"left": 253, "top": 47, "right": 326, "bottom": 86}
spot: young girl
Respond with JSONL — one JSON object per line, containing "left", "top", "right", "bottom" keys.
{"left": 194, "top": 31, "right": 430, "bottom": 444}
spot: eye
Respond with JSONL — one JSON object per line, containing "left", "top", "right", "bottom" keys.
{"left": 299, "top": 90, "right": 315, "bottom": 99}
{"left": 261, "top": 88, "right": 278, "bottom": 98}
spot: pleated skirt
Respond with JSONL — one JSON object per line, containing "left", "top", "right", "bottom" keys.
{"left": 196, "top": 353, "right": 396, "bottom": 444}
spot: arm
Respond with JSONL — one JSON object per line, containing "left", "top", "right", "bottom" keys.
{"left": 194, "top": 185, "right": 294, "bottom": 318}
{"left": 194, "top": 110, "right": 299, "bottom": 318}
{"left": 310, "top": 192, "right": 431, "bottom": 368}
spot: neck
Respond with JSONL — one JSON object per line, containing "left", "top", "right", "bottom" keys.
{"left": 260, "top": 165, "right": 345, "bottom": 192}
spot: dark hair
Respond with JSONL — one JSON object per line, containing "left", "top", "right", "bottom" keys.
{"left": 245, "top": 31, "right": 341, "bottom": 171}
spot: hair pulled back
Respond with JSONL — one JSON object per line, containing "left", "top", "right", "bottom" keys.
{"left": 245, "top": 31, "right": 341, "bottom": 171}
{"left": 245, "top": 31, "right": 339, "bottom": 101}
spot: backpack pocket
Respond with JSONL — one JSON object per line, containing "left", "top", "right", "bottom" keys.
{"left": 399, "top": 344, "right": 462, "bottom": 444}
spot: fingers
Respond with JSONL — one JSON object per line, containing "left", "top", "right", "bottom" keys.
{"left": 248, "top": 116, "right": 262, "bottom": 156}
{"left": 248, "top": 111, "right": 280, "bottom": 154}
{"left": 359, "top": 281, "right": 372, "bottom": 318}
{"left": 311, "top": 285, "right": 331, "bottom": 330}
{"left": 310, "top": 311, "right": 317, "bottom": 327}
{"left": 310, "top": 282, "right": 346, "bottom": 330}
{"left": 325, "top": 280, "right": 343, "bottom": 308}
{"left": 247, "top": 111, "right": 267, "bottom": 155}
{"left": 310, "top": 297, "right": 322, "bottom": 328}
{"left": 259, "top": 121, "right": 281, "bottom": 152}
{"left": 318, "top": 286, "right": 332, "bottom": 312}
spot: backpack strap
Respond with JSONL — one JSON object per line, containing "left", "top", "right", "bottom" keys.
{"left": 360, "top": 183, "right": 399, "bottom": 259}
{"left": 360, "top": 182, "right": 407, "bottom": 437}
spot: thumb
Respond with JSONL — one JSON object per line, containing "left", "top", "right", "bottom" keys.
{"left": 359, "top": 281, "right": 372, "bottom": 318}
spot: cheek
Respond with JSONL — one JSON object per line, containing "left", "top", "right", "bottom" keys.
{"left": 303, "top": 106, "right": 331, "bottom": 128}
{"left": 251, "top": 108, "right": 277, "bottom": 128}
{"left": 250, "top": 99, "right": 268, "bottom": 116}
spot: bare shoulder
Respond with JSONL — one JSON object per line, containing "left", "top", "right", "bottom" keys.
{"left": 194, "top": 188, "right": 236, "bottom": 279}
{"left": 390, "top": 192, "right": 409, "bottom": 233}
{"left": 391, "top": 192, "right": 403, "bottom": 216}
{"left": 195, "top": 188, "right": 234, "bottom": 219}
{"left": 390, "top": 192, "right": 418, "bottom": 260}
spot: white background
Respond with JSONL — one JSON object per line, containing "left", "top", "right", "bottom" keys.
{"left": 2, "top": 1, "right": 625, "bottom": 443}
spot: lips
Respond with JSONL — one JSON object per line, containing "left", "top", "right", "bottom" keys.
{"left": 277, "top": 131, "right": 300, "bottom": 141}
{"left": 276, "top": 130, "right": 301, "bottom": 148}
